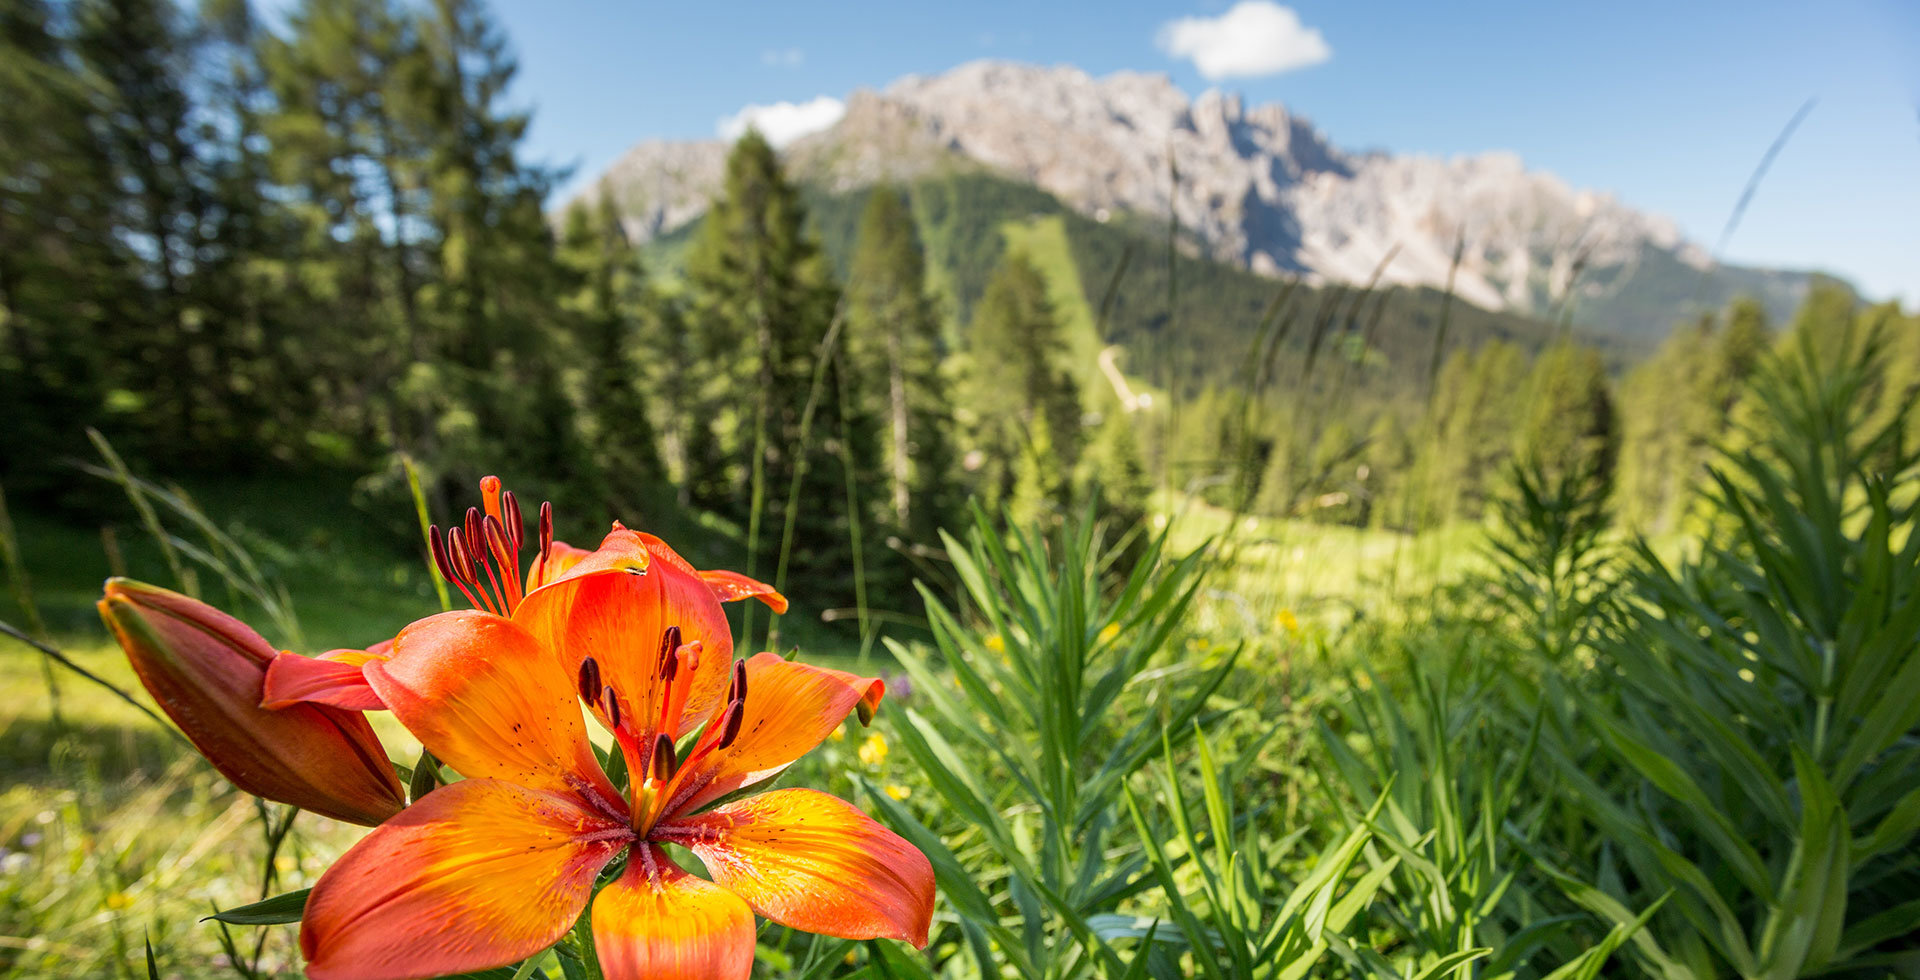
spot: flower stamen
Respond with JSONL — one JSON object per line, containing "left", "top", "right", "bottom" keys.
{"left": 650, "top": 733, "right": 677, "bottom": 781}
{"left": 429, "top": 525, "right": 490, "bottom": 614}
{"left": 537, "top": 501, "right": 553, "bottom": 566}
{"left": 428, "top": 478, "right": 544, "bottom": 615}
{"left": 578, "top": 657, "right": 602, "bottom": 704}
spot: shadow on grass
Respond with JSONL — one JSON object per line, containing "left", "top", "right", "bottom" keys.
{"left": 0, "top": 715, "right": 192, "bottom": 787}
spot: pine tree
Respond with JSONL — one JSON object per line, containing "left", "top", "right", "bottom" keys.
{"left": 417, "top": 0, "right": 588, "bottom": 496}
{"left": 1615, "top": 299, "right": 1774, "bottom": 530}
{"left": 965, "top": 250, "right": 1081, "bottom": 526}
{"left": 74, "top": 0, "right": 196, "bottom": 440}
{"left": 558, "top": 195, "right": 666, "bottom": 511}
{"left": 844, "top": 186, "right": 959, "bottom": 543}
{"left": 1516, "top": 341, "right": 1617, "bottom": 494}
{"left": 260, "top": 0, "right": 441, "bottom": 465}
{"left": 0, "top": 0, "right": 138, "bottom": 492}
{"left": 1077, "top": 400, "right": 1151, "bottom": 539}
{"left": 684, "top": 130, "right": 880, "bottom": 611}
{"left": 1414, "top": 340, "right": 1528, "bottom": 521}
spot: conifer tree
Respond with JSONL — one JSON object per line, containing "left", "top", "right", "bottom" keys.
{"left": 1412, "top": 340, "right": 1528, "bottom": 521}
{"left": 844, "top": 186, "right": 959, "bottom": 543}
{"left": 1516, "top": 341, "right": 1617, "bottom": 493}
{"left": 259, "top": 0, "right": 438, "bottom": 461}
{"left": 0, "top": 0, "right": 132, "bottom": 492}
{"left": 685, "top": 130, "right": 880, "bottom": 609}
{"left": 558, "top": 195, "right": 666, "bottom": 510}
{"left": 1616, "top": 298, "right": 1772, "bottom": 529}
{"left": 965, "top": 251, "right": 1081, "bottom": 526}
{"left": 75, "top": 0, "right": 233, "bottom": 452}
{"left": 1078, "top": 400, "right": 1151, "bottom": 539}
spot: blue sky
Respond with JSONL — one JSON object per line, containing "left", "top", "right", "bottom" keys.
{"left": 482, "top": 0, "right": 1919, "bottom": 302}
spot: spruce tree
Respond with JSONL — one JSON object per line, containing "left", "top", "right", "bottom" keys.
{"left": 1516, "top": 341, "right": 1618, "bottom": 493}
{"left": 0, "top": 0, "right": 129, "bottom": 492}
{"left": 1078, "top": 400, "right": 1151, "bottom": 540}
{"left": 1412, "top": 340, "right": 1528, "bottom": 521}
{"left": 844, "top": 186, "right": 959, "bottom": 544}
{"left": 260, "top": 0, "right": 449, "bottom": 472}
{"left": 558, "top": 195, "right": 666, "bottom": 511}
{"left": 684, "top": 130, "right": 880, "bottom": 614}
{"left": 75, "top": 0, "right": 234, "bottom": 454}
{"left": 965, "top": 250, "right": 1081, "bottom": 527}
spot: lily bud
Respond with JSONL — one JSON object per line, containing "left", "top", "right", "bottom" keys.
{"left": 98, "top": 579, "right": 406, "bottom": 826}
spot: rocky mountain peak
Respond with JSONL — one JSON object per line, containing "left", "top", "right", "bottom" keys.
{"left": 578, "top": 58, "right": 1807, "bottom": 334}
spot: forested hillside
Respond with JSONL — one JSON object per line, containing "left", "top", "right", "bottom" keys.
{"left": 5, "top": 0, "right": 1911, "bottom": 623}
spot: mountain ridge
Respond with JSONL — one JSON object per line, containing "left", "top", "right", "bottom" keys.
{"left": 579, "top": 59, "right": 1826, "bottom": 339}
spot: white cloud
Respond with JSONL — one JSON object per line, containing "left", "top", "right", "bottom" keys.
{"left": 760, "top": 47, "right": 804, "bottom": 68}
{"left": 716, "top": 96, "right": 847, "bottom": 148}
{"left": 1156, "top": 1, "right": 1331, "bottom": 80}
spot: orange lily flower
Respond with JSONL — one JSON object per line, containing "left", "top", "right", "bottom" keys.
{"left": 97, "top": 580, "right": 406, "bottom": 826}
{"left": 261, "top": 477, "right": 787, "bottom": 714}
{"left": 296, "top": 489, "right": 933, "bottom": 979}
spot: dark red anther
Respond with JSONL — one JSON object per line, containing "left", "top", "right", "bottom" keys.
{"left": 717, "top": 699, "right": 745, "bottom": 749}
{"left": 428, "top": 525, "right": 452, "bottom": 580}
{"left": 444, "top": 527, "right": 473, "bottom": 580}
{"left": 483, "top": 515, "right": 514, "bottom": 569}
{"left": 578, "top": 657, "right": 602, "bottom": 703}
{"left": 658, "top": 626, "right": 683, "bottom": 679}
{"left": 730, "top": 659, "right": 748, "bottom": 705}
{"left": 651, "top": 733, "right": 676, "bottom": 780}
{"left": 538, "top": 502, "right": 553, "bottom": 561}
{"left": 463, "top": 507, "right": 483, "bottom": 555}
{"left": 502, "top": 491, "right": 523, "bottom": 551}
{"left": 603, "top": 686, "right": 622, "bottom": 730}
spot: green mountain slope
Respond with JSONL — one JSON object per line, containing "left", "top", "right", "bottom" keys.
{"left": 652, "top": 172, "right": 1625, "bottom": 412}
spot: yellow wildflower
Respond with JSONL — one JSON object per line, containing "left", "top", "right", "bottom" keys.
{"left": 1097, "top": 623, "right": 1120, "bottom": 645}
{"left": 884, "top": 784, "right": 913, "bottom": 800}
{"left": 828, "top": 726, "right": 846, "bottom": 742}
{"left": 984, "top": 634, "right": 1005, "bottom": 654}
{"left": 1277, "top": 609, "right": 1300, "bottom": 635}
{"left": 859, "top": 732, "right": 889, "bottom": 767}
{"left": 106, "top": 891, "right": 132, "bottom": 910}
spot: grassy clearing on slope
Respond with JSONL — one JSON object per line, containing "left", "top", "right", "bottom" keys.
{"left": 1159, "top": 490, "right": 1491, "bottom": 636}
{"left": 1000, "top": 215, "right": 1109, "bottom": 391}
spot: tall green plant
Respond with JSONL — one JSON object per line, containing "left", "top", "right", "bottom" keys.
{"left": 1315, "top": 627, "right": 1643, "bottom": 979}
{"left": 1484, "top": 456, "right": 1615, "bottom": 662}
{"left": 1550, "top": 319, "right": 1920, "bottom": 978}
{"left": 869, "top": 505, "right": 1235, "bottom": 980}
{"left": 1124, "top": 725, "right": 1481, "bottom": 980}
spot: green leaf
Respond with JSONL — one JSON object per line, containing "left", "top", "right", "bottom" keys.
{"left": 1537, "top": 893, "right": 1667, "bottom": 980}
{"left": 1756, "top": 747, "right": 1849, "bottom": 978}
{"left": 1408, "top": 948, "right": 1492, "bottom": 980}
{"left": 1834, "top": 898, "right": 1920, "bottom": 960}
{"left": 1589, "top": 708, "right": 1774, "bottom": 904}
{"left": 203, "top": 888, "right": 310, "bottom": 925}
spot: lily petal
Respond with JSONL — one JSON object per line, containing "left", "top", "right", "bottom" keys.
{"left": 98, "top": 580, "right": 404, "bottom": 826}
{"left": 697, "top": 569, "right": 788, "bottom": 613}
{"left": 591, "top": 845, "right": 756, "bottom": 980}
{"left": 667, "top": 654, "right": 882, "bottom": 815}
{"left": 366, "top": 610, "right": 621, "bottom": 815}
{"left": 617, "top": 528, "right": 787, "bottom": 613}
{"left": 261, "top": 650, "right": 387, "bottom": 711}
{"left": 811, "top": 665, "right": 886, "bottom": 726}
{"left": 301, "top": 778, "right": 627, "bottom": 980}
{"left": 658, "top": 788, "right": 934, "bottom": 947}
{"left": 528, "top": 539, "right": 592, "bottom": 591}
{"left": 516, "top": 528, "right": 734, "bottom": 741}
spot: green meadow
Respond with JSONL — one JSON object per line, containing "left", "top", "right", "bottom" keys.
{"left": 4, "top": 0, "right": 1918, "bottom": 975}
